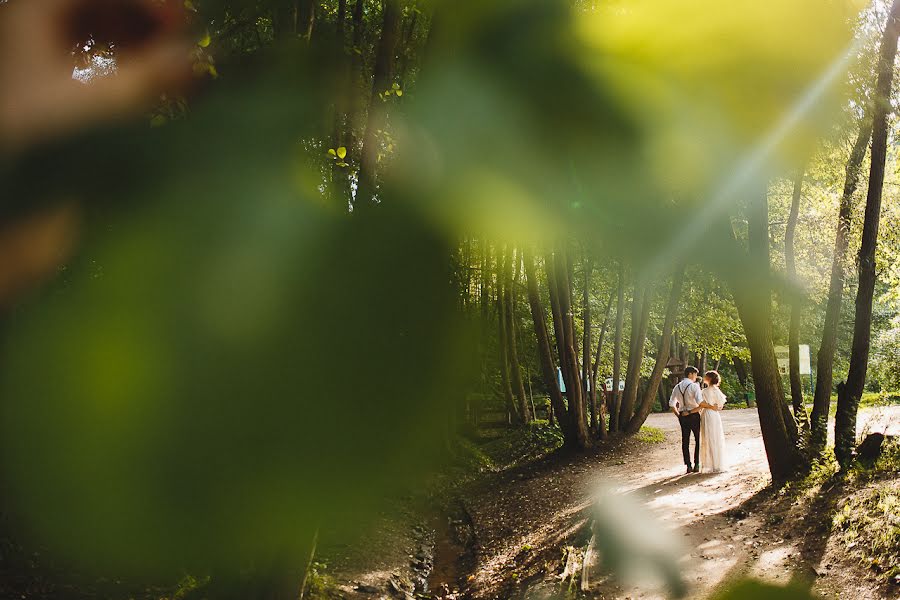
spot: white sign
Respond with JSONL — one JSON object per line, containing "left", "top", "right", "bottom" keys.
{"left": 774, "top": 345, "right": 811, "bottom": 376}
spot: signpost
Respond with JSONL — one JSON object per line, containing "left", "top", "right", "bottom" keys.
{"left": 774, "top": 345, "right": 811, "bottom": 376}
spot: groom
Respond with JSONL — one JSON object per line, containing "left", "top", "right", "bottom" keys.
{"left": 670, "top": 366, "right": 703, "bottom": 474}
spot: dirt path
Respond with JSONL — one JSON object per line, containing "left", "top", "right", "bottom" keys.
{"left": 457, "top": 407, "right": 900, "bottom": 600}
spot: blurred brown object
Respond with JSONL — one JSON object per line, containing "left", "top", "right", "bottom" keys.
{"left": 0, "top": 0, "right": 191, "bottom": 153}
{"left": 0, "top": 203, "right": 80, "bottom": 308}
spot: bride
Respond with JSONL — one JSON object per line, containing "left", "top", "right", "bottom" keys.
{"left": 698, "top": 370, "right": 727, "bottom": 473}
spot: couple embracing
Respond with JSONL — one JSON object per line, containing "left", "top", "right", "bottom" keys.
{"left": 669, "top": 366, "right": 727, "bottom": 474}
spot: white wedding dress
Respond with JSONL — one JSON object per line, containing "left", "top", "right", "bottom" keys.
{"left": 699, "top": 386, "right": 727, "bottom": 473}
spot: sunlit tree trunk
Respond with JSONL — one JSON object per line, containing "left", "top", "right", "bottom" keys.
{"left": 730, "top": 188, "right": 802, "bottom": 481}
{"left": 609, "top": 263, "right": 626, "bottom": 434}
{"left": 785, "top": 168, "right": 809, "bottom": 432}
{"left": 524, "top": 248, "right": 567, "bottom": 433}
{"left": 626, "top": 265, "right": 685, "bottom": 434}
{"left": 619, "top": 278, "right": 651, "bottom": 430}
{"left": 298, "top": 0, "right": 315, "bottom": 42}
{"left": 547, "top": 245, "right": 590, "bottom": 449}
{"left": 810, "top": 119, "right": 873, "bottom": 452}
{"left": 835, "top": 0, "right": 900, "bottom": 468}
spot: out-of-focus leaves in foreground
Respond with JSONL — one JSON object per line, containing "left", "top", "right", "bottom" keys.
{"left": 1, "top": 51, "right": 472, "bottom": 575}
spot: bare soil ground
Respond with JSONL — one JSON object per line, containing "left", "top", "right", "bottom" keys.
{"left": 453, "top": 407, "right": 900, "bottom": 600}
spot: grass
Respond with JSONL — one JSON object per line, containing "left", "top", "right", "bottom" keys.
{"left": 635, "top": 425, "right": 666, "bottom": 444}
{"left": 831, "top": 439, "right": 900, "bottom": 584}
{"left": 819, "top": 391, "right": 900, "bottom": 415}
{"left": 479, "top": 420, "right": 564, "bottom": 469}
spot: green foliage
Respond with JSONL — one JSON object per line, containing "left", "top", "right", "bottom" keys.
{"left": 480, "top": 421, "right": 564, "bottom": 469}
{"left": 302, "top": 561, "right": 342, "bottom": 600}
{"left": 832, "top": 480, "right": 900, "bottom": 582}
{"left": 635, "top": 425, "right": 665, "bottom": 444}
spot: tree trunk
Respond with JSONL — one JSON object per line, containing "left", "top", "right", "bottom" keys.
{"left": 548, "top": 245, "right": 590, "bottom": 449}
{"left": 591, "top": 291, "right": 614, "bottom": 440}
{"left": 835, "top": 0, "right": 900, "bottom": 468}
{"left": 524, "top": 248, "right": 567, "bottom": 433}
{"left": 730, "top": 187, "right": 802, "bottom": 481}
{"left": 356, "top": 0, "right": 403, "bottom": 209}
{"left": 497, "top": 247, "right": 518, "bottom": 423}
{"left": 609, "top": 263, "right": 626, "bottom": 434}
{"left": 626, "top": 265, "right": 686, "bottom": 434}
{"left": 272, "top": 0, "right": 298, "bottom": 40}
{"left": 298, "top": 0, "right": 315, "bottom": 42}
{"left": 657, "top": 384, "right": 667, "bottom": 412}
{"left": 785, "top": 167, "right": 809, "bottom": 432}
{"left": 582, "top": 256, "right": 595, "bottom": 431}
{"left": 619, "top": 278, "right": 652, "bottom": 430}
{"left": 506, "top": 247, "right": 530, "bottom": 424}
{"left": 810, "top": 119, "right": 873, "bottom": 452}
{"left": 734, "top": 356, "right": 748, "bottom": 387}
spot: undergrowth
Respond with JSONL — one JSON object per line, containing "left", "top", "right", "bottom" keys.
{"left": 479, "top": 420, "right": 564, "bottom": 469}
{"left": 635, "top": 425, "right": 665, "bottom": 444}
{"left": 831, "top": 439, "right": 900, "bottom": 583}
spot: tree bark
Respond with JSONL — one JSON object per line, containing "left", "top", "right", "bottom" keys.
{"left": 582, "top": 256, "right": 594, "bottom": 431}
{"left": 626, "top": 265, "right": 686, "bottom": 434}
{"left": 356, "top": 0, "right": 403, "bottom": 209}
{"left": 609, "top": 263, "right": 626, "bottom": 434}
{"left": 591, "top": 291, "right": 614, "bottom": 439}
{"left": 810, "top": 118, "right": 873, "bottom": 452}
{"left": 272, "top": 0, "right": 298, "bottom": 40}
{"left": 496, "top": 247, "right": 518, "bottom": 423}
{"left": 734, "top": 356, "right": 748, "bottom": 387}
{"left": 524, "top": 248, "right": 567, "bottom": 432}
{"left": 548, "top": 245, "right": 590, "bottom": 449}
{"left": 729, "top": 186, "right": 802, "bottom": 481}
{"left": 835, "top": 0, "right": 900, "bottom": 468}
{"left": 785, "top": 167, "right": 809, "bottom": 431}
{"left": 619, "top": 278, "right": 652, "bottom": 430}
{"left": 298, "top": 0, "right": 316, "bottom": 42}
{"left": 506, "top": 247, "right": 531, "bottom": 423}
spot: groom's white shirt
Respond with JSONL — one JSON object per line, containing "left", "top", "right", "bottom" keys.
{"left": 669, "top": 378, "right": 702, "bottom": 413}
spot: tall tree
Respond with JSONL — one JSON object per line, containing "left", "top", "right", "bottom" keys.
{"left": 609, "top": 263, "right": 626, "bottom": 434}
{"left": 810, "top": 118, "right": 873, "bottom": 452}
{"left": 496, "top": 246, "right": 519, "bottom": 423}
{"left": 505, "top": 247, "right": 531, "bottom": 423}
{"left": 626, "top": 265, "right": 685, "bottom": 434}
{"left": 523, "top": 248, "right": 568, "bottom": 433}
{"left": 835, "top": 0, "right": 900, "bottom": 468}
{"left": 298, "top": 0, "right": 316, "bottom": 42}
{"left": 590, "top": 291, "right": 615, "bottom": 439}
{"left": 582, "top": 256, "right": 594, "bottom": 430}
{"left": 618, "top": 278, "right": 652, "bottom": 430}
{"left": 272, "top": 0, "right": 298, "bottom": 40}
{"left": 547, "top": 244, "right": 590, "bottom": 449}
{"left": 730, "top": 186, "right": 803, "bottom": 481}
{"left": 356, "top": 0, "right": 403, "bottom": 208}
{"left": 784, "top": 168, "right": 809, "bottom": 431}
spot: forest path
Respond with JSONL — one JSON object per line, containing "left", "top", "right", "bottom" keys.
{"left": 459, "top": 406, "right": 900, "bottom": 600}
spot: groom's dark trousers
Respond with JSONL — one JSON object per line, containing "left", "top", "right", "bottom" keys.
{"left": 679, "top": 413, "right": 701, "bottom": 467}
